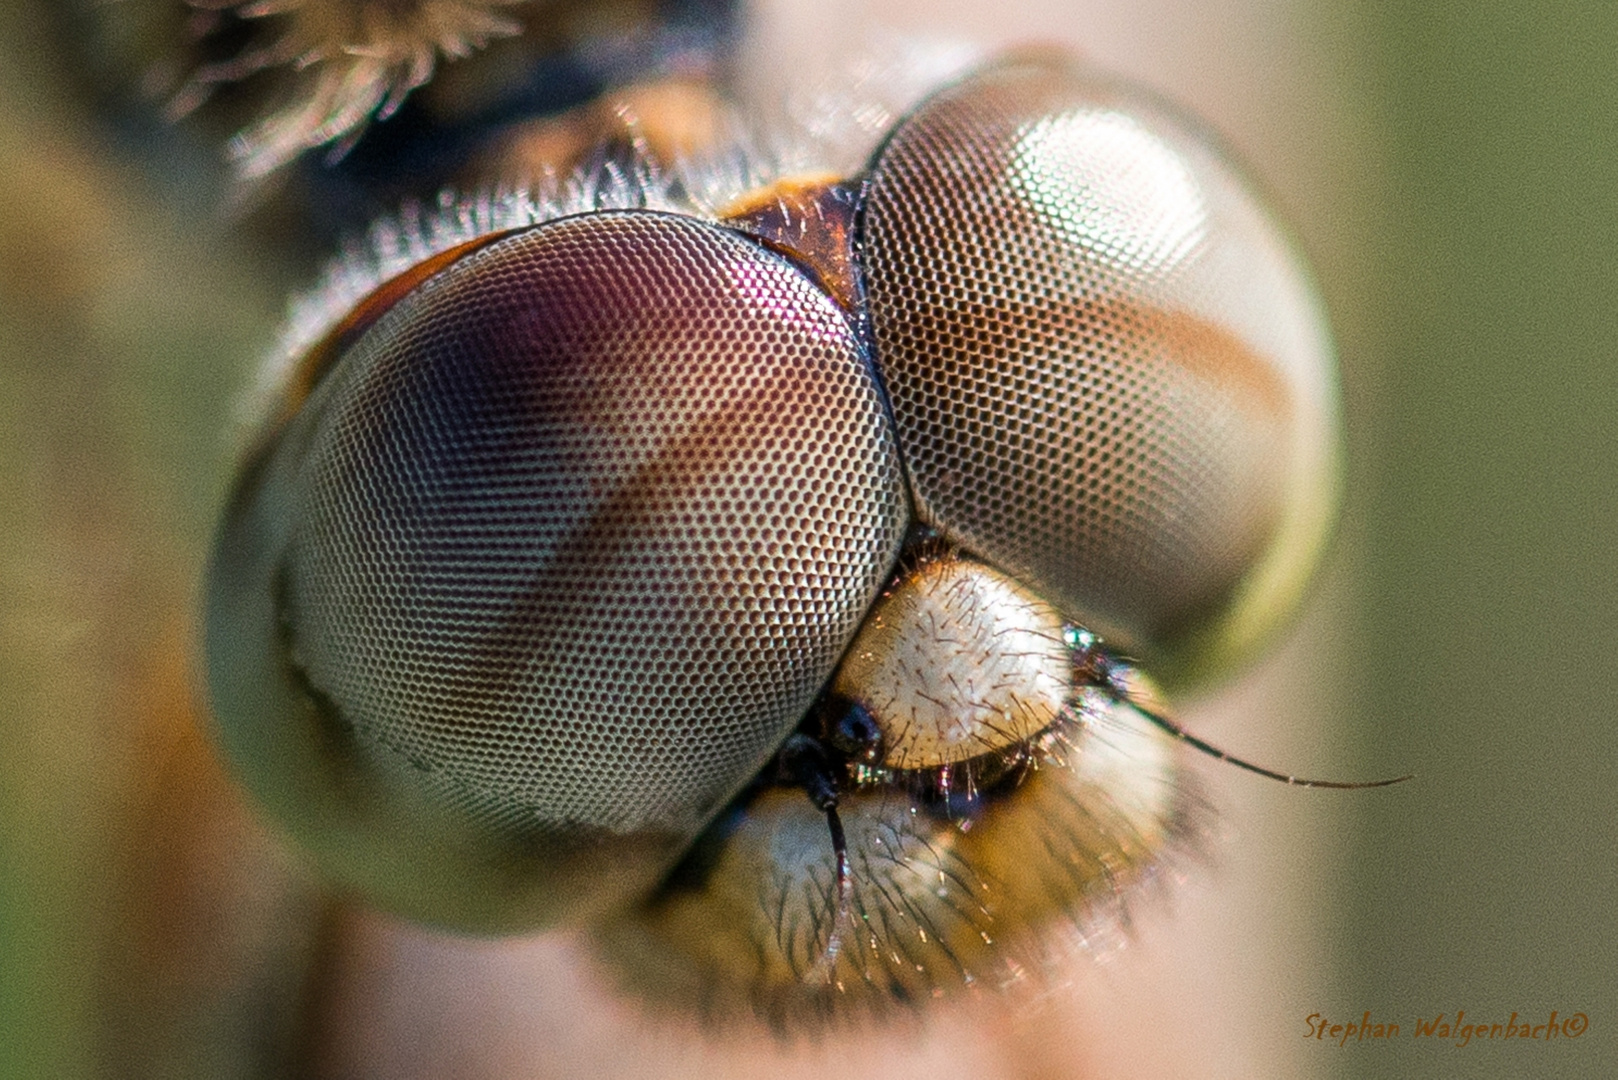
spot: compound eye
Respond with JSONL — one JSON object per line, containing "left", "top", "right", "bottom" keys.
{"left": 205, "top": 211, "right": 908, "bottom": 931}
{"left": 861, "top": 54, "right": 1340, "bottom": 683}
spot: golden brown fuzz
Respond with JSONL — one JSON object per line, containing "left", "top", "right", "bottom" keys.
{"left": 174, "top": 0, "right": 527, "bottom": 177}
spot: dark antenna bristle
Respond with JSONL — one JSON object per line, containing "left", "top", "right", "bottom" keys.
{"left": 779, "top": 733, "right": 856, "bottom": 984}
{"left": 812, "top": 805, "right": 853, "bottom": 981}
{"left": 1128, "top": 699, "right": 1414, "bottom": 789}
{"left": 1066, "top": 626, "right": 1413, "bottom": 790}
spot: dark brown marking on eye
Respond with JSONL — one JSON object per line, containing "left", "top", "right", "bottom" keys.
{"left": 1126, "top": 299, "right": 1293, "bottom": 424}
{"left": 465, "top": 348, "right": 816, "bottom": 729}
{"left": 875, "top": 289, "right": 1291, "bottom": 646}
{"left": 275, "top": 228, "right": 517, "bottom": 426}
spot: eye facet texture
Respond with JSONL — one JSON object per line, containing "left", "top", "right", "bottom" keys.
{"left": 205, "top": 51, "right": 1341, "bottom": 954}
{"left": 861, "top": 55, "right": 1339, "bottom": 680}
{"left": 207, "top": 211, "right": 908, "bottom": 928}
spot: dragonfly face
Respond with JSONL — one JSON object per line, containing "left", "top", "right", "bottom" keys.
{"left": 194, "top": 19, "right": 1343, "bottom": 1027}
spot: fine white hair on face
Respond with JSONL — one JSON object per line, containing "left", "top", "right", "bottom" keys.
{"left": 251, "top": 165, "right": 690, "bottom": 425}
{"left": 247, "top": 32, "right": 985, "bottom": 430}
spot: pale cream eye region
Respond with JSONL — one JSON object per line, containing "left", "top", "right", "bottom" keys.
{"left": 831, "top": 557, "right": 1073, "bottom": 769}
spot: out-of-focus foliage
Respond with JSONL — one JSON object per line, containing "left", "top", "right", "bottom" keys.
{"left": 0, "top": 5, "right": 322, "bottom": 1076}
{"left": 1349, "top": 2, "right": 1618, "bottom": 1075}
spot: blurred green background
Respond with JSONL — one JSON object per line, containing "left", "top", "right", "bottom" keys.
{"left": 1348, "top": 2, "right": 1618, "bottom": 1076}
{"left": 0, "top": 0, "right": 1614, "bottom": 1077}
